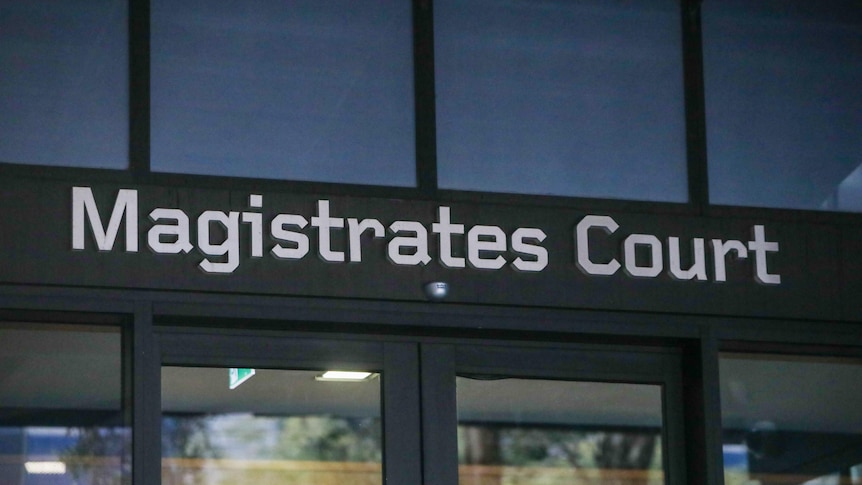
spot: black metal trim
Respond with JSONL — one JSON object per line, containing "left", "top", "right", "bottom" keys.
{"left": 129, "top": 0, "right": 150, "bottom": 175}
{"left": 5, "top": 284, "right": 862, "bottom": 342}
{"left": 382, "top": 342, "right": 423, "bottom": 484}
{"left": 413, "top": 0, "right": 439, "bottom": 196}
{"left": 682, "top": 328, "right": 725, "bottom": 485}
{"left": 132, "top": 301, "right": 160, "bottom": 485}
{"left": 681, "top": 0, "right": 710, "bottom": 211}
{"left": 420, "top": 344, "right": 458, "bottom": 485}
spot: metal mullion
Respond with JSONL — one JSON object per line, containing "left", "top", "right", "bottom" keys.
{"left": 383, "top": 342, "right": 423, "bottom": 484}
{"left": 683, "top": 327, "right": 725, "bottom": 485}
{"left": 681, "top": 0, "right": 710, "bottom": 210}
{"left": 663, "top": 354, "right": 688, "bottom": 485}
{"left": 413, "top": 0, "right": 438, "bottom": 196}
{"left": 421, "top": 344, "right": 459, "bottom": 485}
{"left": 129, "top": 0, "right": 150, "bottom": 175}
{"left": 132, "top": 301, "right": 160, "bottom": 485}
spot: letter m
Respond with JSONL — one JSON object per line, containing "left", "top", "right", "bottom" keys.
{"left": 72, "top": 187, "right": 139, "bottom": 252}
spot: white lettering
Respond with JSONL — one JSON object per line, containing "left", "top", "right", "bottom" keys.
{"left": 668, "top": 237, "right": 707, "bottom": 281}
{"left": 241, "top": 194, "right": 263, "bottom": 258}
{"left": 271, "top": 214, "right": 309, "bottom": 260}
{"left": 576, "top": 215, "right": 620, "bottom": 276}
{"left": 623, "top": 234, "right": 663, "bottom": 278}
{"left": 712, "top": 239, "right": 749, "bottom": 283}
{"left": 511, "top": 228, "right": 548, "bottom": 272}
{"left": 311, "top": 200, "right": 345, "bottom": 263}
{"left": 467, "top": 225, "right": 507, "bottom": 270}
{"left": 148, "top": 208, "right": 193, "bottom": 254}
{"left": 69, "top": 190, "right": 781, "bottom": 285}
{"left": 748, "top": 225, "right": 781, "bottom": 285}
{"left": 347, "top": 218, "right": 385, "bottom": 263}
{"left": 197, "top": 211, "right": 239, "bottom": 274}
{"left": 432, "top": 207, "right": 466, "bottom": 268}
{"left": 388, "top": 221, "right": 432, "bottom": 266}
{"left": 72, "top": 187, "right": 138, "bottom": 252}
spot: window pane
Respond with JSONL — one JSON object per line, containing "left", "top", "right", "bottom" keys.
{"left": 162, "top": 367, "right": 382, "bottom": 484}
{"left": 435, "top": 0, "right": 687, "bottom": 202}
{"left": 0, "top": 324, "right": 129, "bottom": 485}
{"left": 151, "top": 0, "right": 416, "bottom": 186}
{"left": 457, "top": 377, "right": 664, "bottom": 485}
{"left": 720, "top": 354, "right": 862, "bottom": 485}
{"left": 0, "top": 0, "right": 128, "bottom": 168}
{"left": 704, "top": 0, "right": 862, "bottom": 211}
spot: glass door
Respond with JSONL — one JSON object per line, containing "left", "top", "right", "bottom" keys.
{"left": 155, "top": 329, "right": 686, "bottom": 485}
{"left": 421, "top": 343, "right": 686, "bottom": 485}
{"left": 156, "top": 329, "right": 422, "bottom": 485}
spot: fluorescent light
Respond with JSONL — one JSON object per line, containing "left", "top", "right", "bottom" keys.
{"left": 315, "top": 371, "right": 377, "bottom": 382}
{"left": 25, "top": 461, "right": 67, "bottom": 475}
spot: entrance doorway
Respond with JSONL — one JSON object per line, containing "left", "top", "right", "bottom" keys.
{"left": 157, "top": 329, "right": 686, "bottom": 485}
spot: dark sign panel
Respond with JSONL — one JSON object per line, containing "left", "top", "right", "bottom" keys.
{"left": 0, "top": 178, "right": 853, "bottom": 320}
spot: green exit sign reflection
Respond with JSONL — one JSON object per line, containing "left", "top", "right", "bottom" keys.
{"left": 229, "top": 368, "right": 255, "bottom": 390}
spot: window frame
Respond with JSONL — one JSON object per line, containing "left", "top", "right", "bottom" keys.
{"left": 0, "top": 292, "right": 860, "bottom": 485}
{"left": 0, "top": 0, "right": 859, "bottom": 222}
{"left": 420, "top": 341, "right": 688, "bottom": 485}
{"left": 0, "top": 310, "right": 133, "bottom": 485}
{"left": 715, "top": 342, "right": 862, "bottom": 484}
{"left": 0, "top": 0, "right": 704, "bottom": 208}
{"left": 153, "top": 327, "right": 423, "bottom": 485}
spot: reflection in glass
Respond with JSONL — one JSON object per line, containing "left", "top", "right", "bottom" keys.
{"left": 0, "top": 324, "right": 129, "bottom": 485}
{"left": 161, "top": 367, "right": 382, "bottom": 485}
{"left": 150, "top": 0, "right": 416, "bottom": 186}
{"left": 720, "top": 354, "right": 862, "bottom": 485}
{"left": 0, "top": 0, "right": 128, "bottom": 168}
{"left": 434, "top": 0, "right": 687, "bottom": 202}
{"left": 457, "top": 377, "right": 664, "bottom": 484}
{"left": 703, "top": 0, "right": 862, "bottom": 211}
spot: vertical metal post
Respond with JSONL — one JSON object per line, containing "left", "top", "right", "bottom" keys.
{"left": 681, "top": 0, "right": 710, "bottom": 211}
{"left": 684, "top": 326, "right": 725, "bottom": 485}
{"left": 132, "top": 301, "right": 159, "bottom": 485}
{"left": 129, "top": 0, "right": 150, "bottom": 176}
{"left": 413, "top": 0, "right": 439, "bottom": 196}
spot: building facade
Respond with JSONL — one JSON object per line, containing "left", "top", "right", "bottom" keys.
{"left": 1, "top": 1, "right": 861, "bottom": 484}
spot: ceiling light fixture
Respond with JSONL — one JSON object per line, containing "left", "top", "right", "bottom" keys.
{"left": 25, "top": 461, "right": 67, "bottom": 475}
{"left": 315, "top": 371, "right": 377, "bottom": 382}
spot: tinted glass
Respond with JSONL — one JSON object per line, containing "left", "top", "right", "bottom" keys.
{"left": 704, "top": 0, "right": 862, "bottom": 211}
{"left": 435, "top": 0, "right": 687, "bottom": 202}
{"left": 0, "top": 0, "right": 128, "bottom": 168}
{"left": 162, "top": 367, "right": 382, "bottom": 484}
{"left": 457, "top": 377, "right": 664, "bottom": 484}
{"left": 720, "top": 353, "right": 862, "bottom": 485}
{"left": 151, "top": 0, "right": 416, "bottom": 186}
{"left": 0, "top": 324, "right": 129, "bottom": 485}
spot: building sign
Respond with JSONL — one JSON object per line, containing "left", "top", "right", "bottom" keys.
{"left": 71, "top": 186, "right": 781, "bottom": 285}
{"left": 9, "top": 179, "right": 855, "bottom": 320}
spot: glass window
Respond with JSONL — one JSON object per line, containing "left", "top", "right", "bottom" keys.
{"left": 720, "top": 353, "right": 862, "bottom": 485}
{"left": 0, "top": 324, "right": 130, "bottom": 485}
{"left": 457, "top": 377, "right": 664, "bottom": 484}
{"left": 0, "top": 0, "right": 128, "bottom": 168}
{"left": 162, "top": 367, "right": 382, "bottom": 484}
{"left": 150, "top": 0, "right": 416, "bottom": 186}
{"left": 703, "top": 0, "right": 862, "bottom": 211}
{"left": 434, "top": 0, "right": 688, "bottom": 202}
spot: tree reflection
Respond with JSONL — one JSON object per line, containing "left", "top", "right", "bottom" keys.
{"left": 161, "top": 414, "right": 382, "bottom": 485}
{"left": 459, "top": 424, "right": 662, "bottom": 485}
{"left": 62, "top": 427, "right": 131, "bottom": 485}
